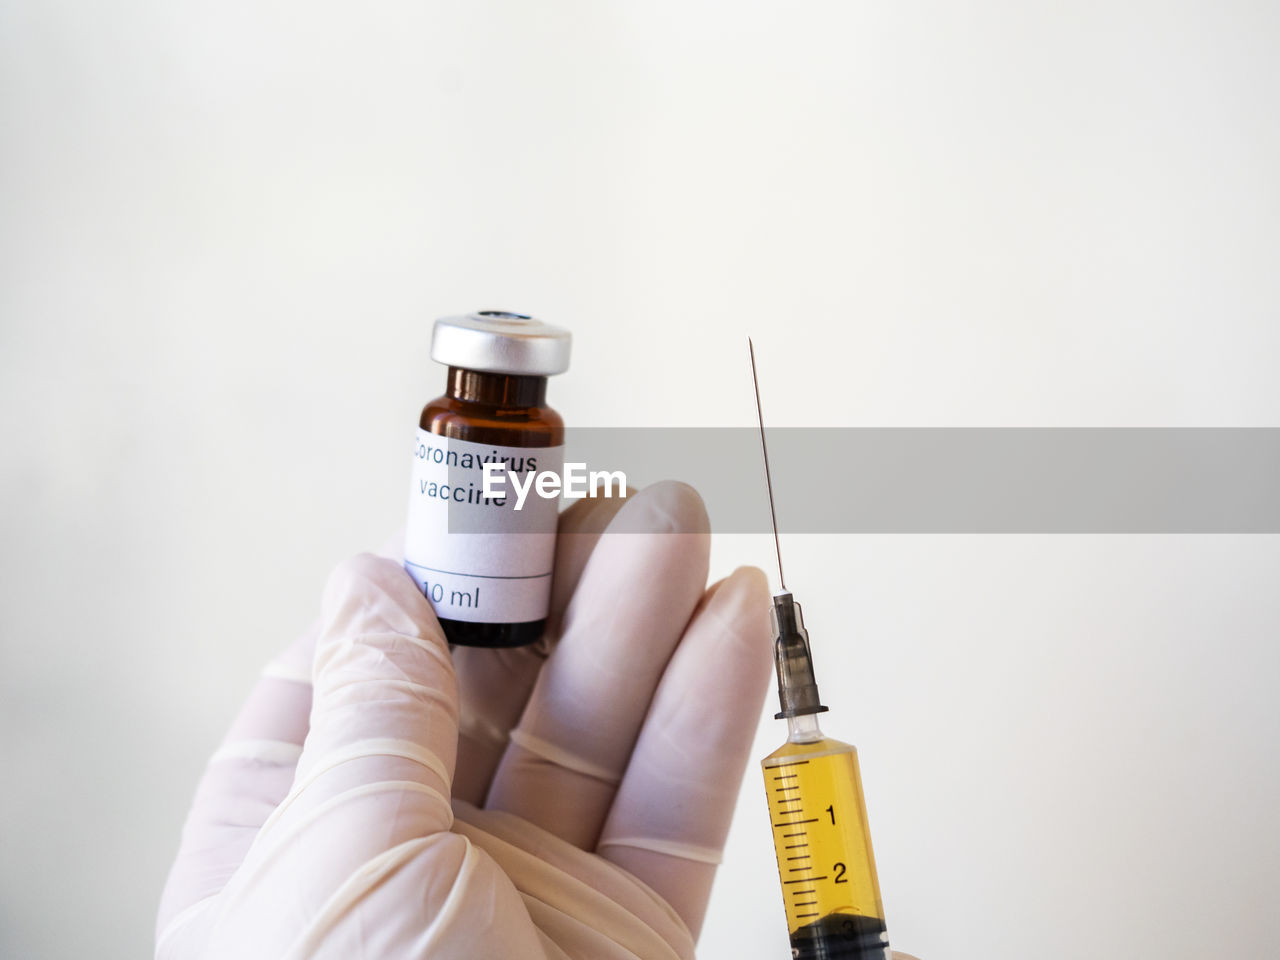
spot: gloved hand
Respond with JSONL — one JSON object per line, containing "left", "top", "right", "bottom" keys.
{"left": 156, "top": 482, "right": 917, "bottom": 959}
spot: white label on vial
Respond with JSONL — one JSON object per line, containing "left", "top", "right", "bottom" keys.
{"left": 404, "top": 430, "right": 562, "bottom": 624}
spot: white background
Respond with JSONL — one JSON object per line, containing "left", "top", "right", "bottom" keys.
{"left": 2, "top": 2, "right": 1279, "bottom": 958}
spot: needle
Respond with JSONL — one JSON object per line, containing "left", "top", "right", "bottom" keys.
{"left": 749, "top": 337, "right": 786, "bottom": 592}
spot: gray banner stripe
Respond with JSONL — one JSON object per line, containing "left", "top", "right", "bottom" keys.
{"left": 530, "top": 428, "right": 1280, "bottom": 533}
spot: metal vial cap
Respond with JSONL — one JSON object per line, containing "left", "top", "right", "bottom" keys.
{"left": 431, "top": 310, "right": 572, "bottom": 377}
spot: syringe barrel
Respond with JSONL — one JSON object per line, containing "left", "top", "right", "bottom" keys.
{"left": 762, "top": 738, "right": 889, "bottom": 957}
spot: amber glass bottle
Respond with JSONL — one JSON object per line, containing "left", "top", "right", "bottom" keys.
{"left": 405, "top": 311, "right": 570, "bottom": 647}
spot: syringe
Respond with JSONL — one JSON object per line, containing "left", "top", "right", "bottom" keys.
{"left": 750, "top": 340, "right": 891, "bottom": 960}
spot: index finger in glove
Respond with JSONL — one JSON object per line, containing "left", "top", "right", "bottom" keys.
{"left": 451, "top": 491, "right": 634, "bottom": 806}
{"left": 596, "top": 565, "right": 774, "bottom": 937}
{"left": 485, "top": 481, "right": 712, "bottom": 849}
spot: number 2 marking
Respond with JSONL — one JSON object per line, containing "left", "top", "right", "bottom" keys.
{"left": 834, "top": 862, "right": 848, "bottom": 883}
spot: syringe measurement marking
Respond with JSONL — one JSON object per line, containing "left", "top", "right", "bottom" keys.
{"left": 769, "top": 767, "right": 852, "bottom": 926}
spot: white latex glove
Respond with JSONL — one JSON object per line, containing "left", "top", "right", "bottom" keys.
{"left": 156, "top": 482, "right": 919, "bottom": 959}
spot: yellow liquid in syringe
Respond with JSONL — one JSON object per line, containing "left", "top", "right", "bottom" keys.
{"left": 763, "top": 734, "right": 889, "bottom": 959}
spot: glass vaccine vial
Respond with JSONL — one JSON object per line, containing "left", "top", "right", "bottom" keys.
{"left": 404, "top": 311, "right": 570, "bottom": 647}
